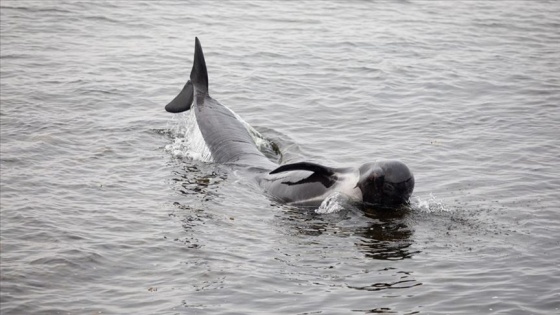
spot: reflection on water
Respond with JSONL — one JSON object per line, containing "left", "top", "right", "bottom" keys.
{"left": 348, "top": 278, "right": 422, "bottom": 292}
{"left": 277, "top": 204, "right": 419, "bottom": 261}
{"left": 166, "top": 161, "right": 228, "bottom": 249}
{"left": 356, "top": 206, "right": 419, "bottom": 261}
{"left": 169, "top": 161, "right": 227, "bottom": 199}
{"left": 351, "top": 307, "right": 397, "bottom": 314}
{"left": 355, "top": 222, "right": 416, "bottom": 261}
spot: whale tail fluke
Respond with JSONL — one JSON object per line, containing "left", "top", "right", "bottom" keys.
{"left": 164, "top": 37, "right": 208, "bottom": 113}
{"left": 165, "top": 80, "right": 193, "bottom": 113}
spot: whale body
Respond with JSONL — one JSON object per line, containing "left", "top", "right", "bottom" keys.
{"left": 165, "top": 38, "right": 414, "bottom": 208}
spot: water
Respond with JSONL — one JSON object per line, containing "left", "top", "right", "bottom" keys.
{"left": 1, "top": 1, "right": 559, "bottom": 314}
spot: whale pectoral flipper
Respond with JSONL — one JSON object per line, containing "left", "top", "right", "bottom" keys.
{"left": 271, "top": 162, "right": 337, "bottom": 188}
{"left": 165, "top": 80, "right": 194, "bottom": 113}
{"left": 269, "top": 162, "right": 335, "bottom": 176}
{"left": 282, "top": 172, "right": 337, "bottom": 188}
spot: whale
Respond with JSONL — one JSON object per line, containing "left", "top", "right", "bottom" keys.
{"left": 164, "top": 38, "right": 414, "bottom": 208}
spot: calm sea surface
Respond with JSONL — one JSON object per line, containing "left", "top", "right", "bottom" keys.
{"left": 1, "top": 1, "right": 559, "bottom": 314}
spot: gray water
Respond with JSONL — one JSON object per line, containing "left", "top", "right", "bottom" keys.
{"left": 1, "top": 1, "right": 559, "bottom": 314}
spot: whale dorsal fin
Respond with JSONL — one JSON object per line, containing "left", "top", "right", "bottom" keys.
{"left": 269, "top": 162, "right": 335, "bottom": 176}
{"left": 190, "top": 37, "right": 208, "bottom": 95}
{"left": 165, "top": 80, "right": 194, "bottom": 113}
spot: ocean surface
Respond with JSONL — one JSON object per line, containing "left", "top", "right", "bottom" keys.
{"left": 1, "top": 1, "right": 559, "bottom": 314}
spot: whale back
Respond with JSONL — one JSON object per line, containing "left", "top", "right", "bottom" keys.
{"left": 194, "top": 95, "right": 272, "bottom": 166}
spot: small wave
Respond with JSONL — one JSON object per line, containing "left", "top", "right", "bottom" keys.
{"left": 0, "top": 5, "right": 73, "bottom": 15}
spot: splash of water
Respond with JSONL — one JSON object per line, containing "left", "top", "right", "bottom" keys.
{"left": 316, "top": 192, "right": 450, "bottom": 215}
{"left": 165, "top": 109, "right": 214, "bottom": 162}
{"left": 412, "top": 193, "right": 450, "bottom": 213}
{"left": 316, "top": 192, "right": 349, "bottom": 214}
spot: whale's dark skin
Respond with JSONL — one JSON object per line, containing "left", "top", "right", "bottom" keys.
{"left": 165, "top": 38, "right": 414, "bottom": 208}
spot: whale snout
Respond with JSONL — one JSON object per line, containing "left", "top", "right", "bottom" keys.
{"left": 381, "top": 175, "right": 415, "bottom": 205}
{"left": 358, "top": 160, "right": 414, "bottom": 208}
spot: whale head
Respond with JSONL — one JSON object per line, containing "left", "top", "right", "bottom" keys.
{"left": 357, "top": 160, "right": 414, "bottom": 208}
